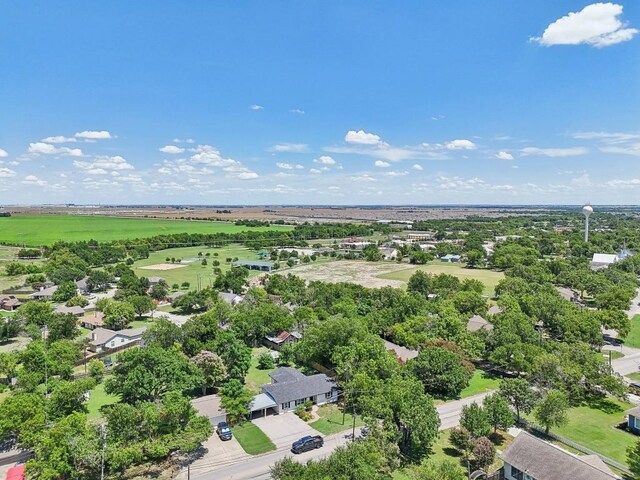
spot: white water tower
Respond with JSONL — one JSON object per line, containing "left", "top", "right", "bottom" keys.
{"left": 582, "top": 203, "right": 593, "bottom": 242}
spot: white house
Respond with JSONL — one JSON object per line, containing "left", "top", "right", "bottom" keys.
{"left": 85, "top": 327, "right": 146, "bottom": 353}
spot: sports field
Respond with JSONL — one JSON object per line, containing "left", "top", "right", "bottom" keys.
{"left": 132, "top": 244, "right": 265, "bottom": 289}
{"left": 377, "top": 261, "right": 504, "bottom": 296}
{"left": 0, "top": 215, "right": 292, "bottom": 246}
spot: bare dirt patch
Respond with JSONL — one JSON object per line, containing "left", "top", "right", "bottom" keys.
{"left": 287, "top": 260, "right": 409, "bottom": 288}
{"left": 139, "top": 263, "right": 187, "bottom": 271}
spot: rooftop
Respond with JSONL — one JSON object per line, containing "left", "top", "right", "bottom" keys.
{"left": 262, "top": 367, "right": 335, "bottom": 405}
{"left": 500, "top": 432, "right": 618, "bottom": 480}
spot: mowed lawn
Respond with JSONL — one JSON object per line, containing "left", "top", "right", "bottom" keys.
{"left": 377, "top": 261, "right": 504, "bottom": 296}
{"left": 0, "top": 215, "right": 291, "bottom": 246}
{"left": 459, "top": 370, "right": 501, "bottom": 399}
{"left": 529, "top": 397, "right": 636, "bottom": 466}
{"left": 232, "top": 422, "right": 276, "bottom": 455}
{"left": 86, "top": 382, "right": 119, "bottom": 419}
{"left": 623, "top": 315, "right": 640, "bottom": 349}
{"left": 132, "top": 245, "right": 267, "bottom": 290}
{"left": 245, "top": 347, "right": 278, "bottom": 395}
{"left": 310, "top": 404, "right": 363, "bottom": 435}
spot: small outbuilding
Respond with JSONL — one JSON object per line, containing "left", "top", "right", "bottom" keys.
{"left": 232, "top": 259, "right": 275, "bottom": 272}
{"left": 440, "top": 254, "right": 461, "bottom": 263}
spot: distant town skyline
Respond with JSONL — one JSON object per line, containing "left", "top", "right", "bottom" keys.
{"left": 1, "top": 2, "right": 639, "bottom": 204}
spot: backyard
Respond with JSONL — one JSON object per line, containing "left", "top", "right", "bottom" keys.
{"left": 244, "top": 347, "right": 278, "bottom": 394}
{"left": 86, "top": 381, "right": 119, "bottom": 419}
{"left": 526, "top": 396, "right": 636, "bottom": 466}
{"left": 231, "top": 422, "right": 276, "bottom": 455}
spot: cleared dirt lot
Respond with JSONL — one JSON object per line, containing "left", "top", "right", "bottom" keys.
{"left": 252, "top": 412, "right": 321, "bottom": 450}
{"left": 287, "top": 260, "right": 409, "bottom": 288}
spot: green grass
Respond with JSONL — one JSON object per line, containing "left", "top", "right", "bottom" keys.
{"left": 231, "top": 422, "right": 276, "bottom": 455}
{"left": 310, "top": 404, "right": 363, "bottom": 435}
{"left": 623, "top": 315, "right": 640, "bottom": 349}
{"left": 129, "top": 318, "right": 157, "bottom": 329}
{"left": 459, "top": 370, "right": 501, "bottom": 399}
{"left": 604, "top": 350, "right": 624, "bottom": 361}
{"left": 86, "top": 382, "right": 119, "bottom": 419}
{"left": 527, "top": 397, "right": 636, "bottom": 466}
{"left": 0, "top": 214, "right": 292, "bottom": 246}
{"left": 245, "top": 347, "right": 277, "bottom": 395}
{"left": 626, "top": 372, "right": 640, "bottom": 382}
{"left": 377, "top": 261, "right": 504, "bottom": 296}
{"left": 131, "top": 244, "right": 266, "bottom": 291}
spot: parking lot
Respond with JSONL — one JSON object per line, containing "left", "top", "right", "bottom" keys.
{"left": 252, "top": 412, "right": 321, "bottom": 449}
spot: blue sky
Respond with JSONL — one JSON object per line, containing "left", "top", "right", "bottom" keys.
{"left": 1, "top": 1, "right": 639, "bottom": 205}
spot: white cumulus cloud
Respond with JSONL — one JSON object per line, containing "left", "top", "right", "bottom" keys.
{"left": 413, "top": 164, "right": 423, "bottom": 171}
{"left": 374, "top": 160, "right": 390, "bottom": 168}
{"left": 74, "top": 130, "right": 113, "bottom": 140}
{"left": 276, "top": 162, "right": 304, "bottom": 170}
{"left": 0, "top": 168, "right": 16, "bottom": 177}
{"left": 345, "top": 130, "right": 382, "bottom": 145}
{"left": 495, "top": 151, "right": 514, "bottom": 160}
{"left": 75, "top": 155, "right": 135, "bottom": 173}
{"left": 28, "top": 142, "right": 83, "bottom": 157}
{"left": 22, "top": 175, "right": 47, "bottom": 186}
{"left": 250, "top": 104, "right": 264, "bottom": 110}
{"left": 532, "top": 3, "right": 638, "bottom": 48}
{"left": 41, "top": 136, "right": 76, "bottom": 143}
{"left": 159, "top": 145, "right": 185, "bottom": 154}
{"left": 446, "top": 139, "right": 477, "bottom": 150}
{"left": 0, "top": 148, "right": 7, "bottom": 158}
{"left": 314, "top": 155, "right": 336, "bottom": 165}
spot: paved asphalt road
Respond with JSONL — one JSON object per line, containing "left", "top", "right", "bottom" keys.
{"left": 181, "top": 391, "right": 492, "bottom": 480}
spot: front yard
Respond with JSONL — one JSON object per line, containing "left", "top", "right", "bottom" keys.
{"left": 310, "top": 404, "right": 363, "bottom": 435}
{"left": 231, "top": 422, "right": 276, "bottom": 455}
{"left": 459, "top": 370, "right": 501, "bottom": 399}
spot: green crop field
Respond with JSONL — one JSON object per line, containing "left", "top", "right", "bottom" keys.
{"left": 0, "top": 215, "right": 292, "bottom": 246}
{"left": 377, "top": 261, "right": 504, "bottom": 296}
{"left": 132, "top": 244, "right": 267, "bottom": 290}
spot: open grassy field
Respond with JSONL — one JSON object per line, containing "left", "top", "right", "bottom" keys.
{"left": 623, "top": 315, "right": 640, "bottom": 349}
{"left": 378, "top": 261, "right": 504, "bottom": 296}
{"left": 132, "top": 244, "right": 266, "bottom": 290}
{"left": 232, "top": 422, "right": 276, "bottom": 455}
{"left": 0, "top": 215, "right": 292, "bottom": 246}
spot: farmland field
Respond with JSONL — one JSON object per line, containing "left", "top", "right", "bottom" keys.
{"left": 378, "top": 261, "right": 504, "bottom": 296}
{"left": 0, "top": 215, "right": 292, "bottom": 246}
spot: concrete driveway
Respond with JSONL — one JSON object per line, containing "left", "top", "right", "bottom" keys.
{"left": 252, "top": 412, "right": 321, "bottom": 449}
{"left": 182, "top": 432, "right": 247, "bottom": 474}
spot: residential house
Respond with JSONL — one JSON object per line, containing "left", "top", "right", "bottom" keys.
{"left": 168, "top": 291, "right": 185, "bottom": 303}
{"left": 145, "top": 276, "right": 165, "bottom": 286}
{"left": 218, "top": 291, "right": 244, "bottom": 306}
{"left": 487, "top": 305, "right": 504, "bottom": 316}
{"left": 379, "top": 248, "right": 399, "bottom": 260}
{"left": 263, "top": 331, "right": 302, "bottom": 350}
{"left": 75, "top": 276, "right": 90, "bottom": 294}
{"left": 31, "top": 285, "right": 59, "bottom": 301}
{"left": 249, "top": 367, "right": 337, "bottom": 417}
{"left": 54, "top": 305, "right": 85, "bottom": 317}
{"left": 191, "top": 394, "right": 227, "bottom": 426}
{"left": 383, "top": 339, "right": 419, "bottom": 363}
{"left": 626, "top": 406, "right": 640, "bottom": 434}
{"left": 0, "top": 296, "right": 22, "bottom": 311}
{"left": 500, "top": 432, "right": 619, "bottom": 480}
{"left": 85, "top": 326, "right": 146, "bottom": 353}
{"left": 80, "top": 312, "right": 105, "bottom": 330}
{"left": 440, "top": 254, "right": 461, "bottom": 263}
{"left": 590, "top": 253, "right": 619, "bottom": 270}
{"left": 466, "top": 314, "right": 494, "bottom": 333}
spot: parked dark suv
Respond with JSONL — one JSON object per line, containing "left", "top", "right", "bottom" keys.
{"left": 217, "top": 422, "right": 233, "bottom": 441}
{"left": 291, "top": 435, "right": 323, "bottom": 454}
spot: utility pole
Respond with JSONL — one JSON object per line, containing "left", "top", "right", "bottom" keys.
{"left": 351, "top": 405, "right": 357, "bottom": 440}
{"left": 100, "top": 424, "right": 107, "bottom": 480}
{"left": 187, "top": 464, "right": 190, "bottom": 480}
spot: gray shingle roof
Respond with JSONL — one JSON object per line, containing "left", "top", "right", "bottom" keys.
{"left": 626, "top": 406, "right": 640, "bottom": 417}
{"left": 383, "top": 340, "right": 419, "bottom": 362}
{"left": 262, "top": 367, "right": 336, "bottom": 405}
{"left": 467, "top": 315, "right": 493, "bottom": 332}
{"left": 500, "top": 432, "right": 618, "bottom": 480}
